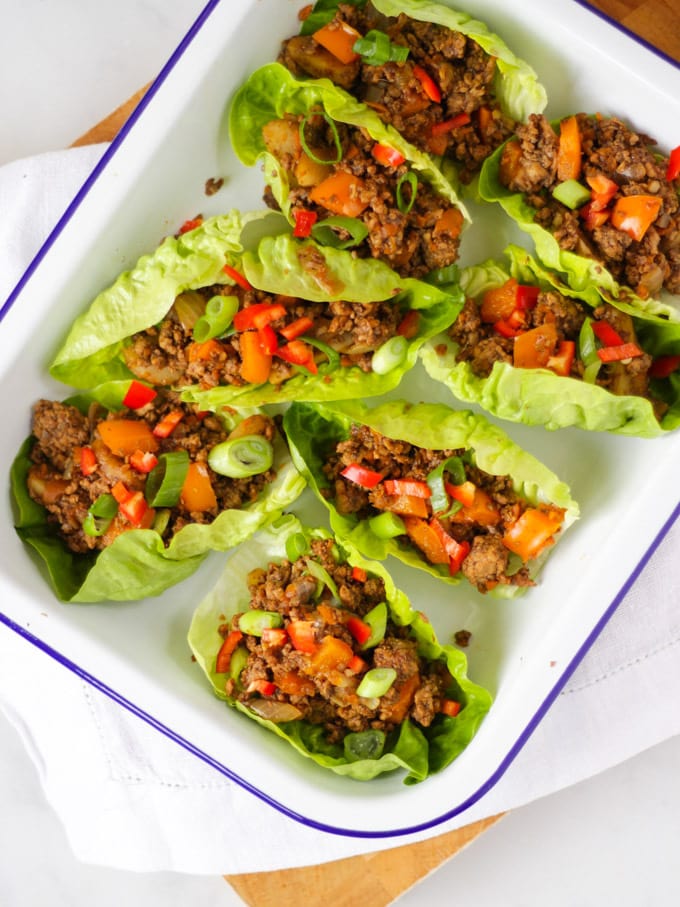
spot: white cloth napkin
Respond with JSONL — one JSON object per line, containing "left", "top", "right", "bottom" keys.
{"left": 1, "top": 146, "right": 679, "bottom": 875}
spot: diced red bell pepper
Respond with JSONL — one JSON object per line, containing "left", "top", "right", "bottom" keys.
{"left": 223, "top": 264, "right": 252, "bottom": 291}
{"left": 580, "top": 201, "right": 611, "bottom": 230}
{"left": 586, "top": 173, "right": 618, "bottom": 210}
{"left": 597, "top": 342, "right": 645, "bottom": 363}
{"left": 112, "top": 482, "right": 153, "bottom": 527}
{"left": 347, "top": 654, "right": 367, "bottom": 675}
{"left": 440, "top": 699, "right": 462, "bottom": 717}
{"left": 666, "top": 145, "right": 680, "bottom": 182}
{"left": 546, "top": 340, "right": 576, "bottom": 377}
{"left": 340, "top": 463, "right": 384, "bottom": 488}
{"left": 648, "top": 354, "right": 680, "bottom": 378}
{"left": 383, "top": 478, "right": 432, "bottom": 498}
{"left": 79, "top": 446, "right": 98, "bottom": 477}
{"left": 122, "top": 380, "right": 157, "bottom": 409}
{"left": 153, "top": 410, "right": 184, "bottom": 438}
{"left": 261, "top": 627, "right": 289, "bottom": 648}
{"left": 233, "top": 302, "right": 287, "bottom": 332}
{"left": 515, "top": 285, "right": 540, "bottom": 311}
{"left": 591, "top": 320, "right": 625, "bottom": 347}
{"left": 444, "top": 480, "right": 476, "bottom": 508}
{"left": 287, "top": 620, "right": 319, "bottom": 654}
{"left": 493, "top": 318, "right": 524, "bottom": 339}
{"left": 396, "top": 310, "right": 420, "bottom": 340}
{"left": 351, "top": 566, "right": 367, "bottom": 583}
{"left": 346, "top": 616, "right": 372, "bottom": 646}
{"left": 246, "top": 679, "right": 276, "bottom": 696}
{"left": 129, "top": 448, "right": 159, "bottom": 474}
{"left": 178, "top": 216, "right": 203, "bottom": 234}
{"left": 430, "top": 113, "right": 471, "bottom": 136}
{"left": 258, "top": 323, "right": 279, "bottom": 356}
{"left": 215, "top": 630, "right": 244, "bottom": 673}
{"left": 276, "top": 338, "right": 318, "bottom": 374}
{"left": 429, "top": 517, "right": 470, "bottom": 575}
{"left": 412, "top": 64, "right": 441, "bottom": 102}
{"left": 293, "top": 208, "right": 318, "bottom": 238}
{"left": 371, "top": 144, "right": 406, "bottom": 167}
{"left": 279, "top": 316, "right": 314, "bottom": 341}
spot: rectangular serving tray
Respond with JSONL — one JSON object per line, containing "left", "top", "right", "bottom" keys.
{"left": 1, "top": 0, "right": 679, "bottom": 837}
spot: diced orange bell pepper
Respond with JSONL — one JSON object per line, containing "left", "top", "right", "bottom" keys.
{"left": 239, "top": 330, "right": 273, "bottom": 384}
{"left": 180, "top": 461, "right": 217, "bottom": 513}
{"left": 556, "top": 115, "right": 582, "bottom": 182}
{"left": 287, "top": 620, "right": 319, "bottom": 654}
{"left": 396, "top": 310, "right": 420, "bottom": 339}
{"left": 381, "top": 493, "right": 429, "bottom": 519}
{"left": 499, "top": 140, "right": 523, "bottom": 186}
{"left": 381, "top": 674, "right": 420, "bottom": 723}
{"left": 480, "top": 278, "right": 519, "bottom": 324}
{"left": 274, "top": 670, "right": 316, "bottom": 697}
{"left": 503, "top": 506, "right": 565, "bottom": 562}
{"left": 309, "top": 171, "right": 369, "bottom": 218}
{"left": 79, "top": 446, "right": 98, "bottom": 476}
{"left": 153, "top": 410, "right": 184, "bottom": 439}
{"left": 98, "top": 419, "right": 159, "bottom": 457}
{"left": 215, "top": 630, "right": 244, "bottom": 673}
{"left": 449, "top": 485, "right": 501, "bottom": 527}
{"left": 187, "top": 338, "right": 224, "bottom": 362}
{"left": 611, "top": 195, "right": 663, "bottom": 242}
{"left": 309, "top": 635, "right": 355, "bottom": 673}
{"left": 433, "top": 207, "right": 464, "bottom": 238}
{"left": 383, "top": 478, "right": 431, "bottom": 499}
{"left": 440, "top": 699, "right": 462, "bottom": 717}
{"left": 313, "top": 19, "right": 361, "bottom": 64}
{"left": 402, "top": 516, "right": 449, "bottom": 565}
{"left": 513, "top": 323, "right": 559, "bottom": 370}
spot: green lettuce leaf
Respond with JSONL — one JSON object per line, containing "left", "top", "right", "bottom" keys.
{"left": 228, "top": 61, "right": 468, "bottom": 216}
{"left": 187, "top": 514, "right": 492, "bottom": 783}
{"left": 283, "top": 400, "right": 578, "bottom": 596}
{"left": 479, "top": 142, "right": 680, "bottom": 323}
{"left": 181, "top": 233, "right": 463, "bottom": 409}
{"left": 10, "top": 388, "right": 306, "bottom": 603}
{"left": 420, "top": 245, "right": 680, "bottom": 436}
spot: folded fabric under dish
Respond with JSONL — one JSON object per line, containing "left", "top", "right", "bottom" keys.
{"left": 1, "top": 146, "right": 679, "bottom": 874}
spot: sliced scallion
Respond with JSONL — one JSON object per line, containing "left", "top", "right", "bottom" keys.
{"left": 145, "top": 450, "right": 190, "bottom": 507}
{"left": 579, "top": 317, "right": 602, "bottom": 384}
{"left": 368, "top": 511, "right": 406, "bottom": 539}
{"left": 82, "top": 493, "right": 118, "bottom": 537}
{"left": 311, "top": 215, "right": 369, "bottom": 249}
{"left": 552, "top": 179, "right": 591, "bottom": 210}
{"left": 192, "top": 295, "right": 239, "bottom": 342}
{"left": 396, "top": 172, "right": 418, "bottom": 214}
{"left": 352, "top": 30, "right": 409, "bottom": 65}
{"left": 357, "top": 667, "right": 397, "bottom": 699}
{"left": 229, "top": 645, "right": 249, "bottom": 686}
{"left": 208, "top": 435, "right": 273, "bottom": 478}
{"left": 303, "top": 336, "right": 340, "bottom": 373}
{"left": 427, "top": 456, "right": 466, "bottom": 515}
{"left": 305, "top": 558, "right": 340, "bottom": 601}
{"left": 360, "top": 602, "right": 387, "bottom": 650}
{"left": 299, "top": 110, "right": 342, "bottom": 165}
{"left": 425, "top": 263, "right": 460, "bottom": 287}
{"left": 238, "top": 610, "right": 283, "bottom": 636}
{"left": 371, "top": 335, "right": 408, "bottom": 375}
{"left": 285, "top": 531, "right": 309, "bottom": 563}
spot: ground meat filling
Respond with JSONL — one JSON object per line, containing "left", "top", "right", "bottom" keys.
{"left": 26, "top": 394, "right": 277, "bottom": 554}
{"left": 499, "top": 113, "right": 680, "bottom": 298}
{"left": 224, "top": 538, "right": 456, "bottom": 742}
{"left": 279, "top": 3, "right": 516, "bottom": 182}
{"left": 261, "top": 112, "right": 462, "bottom": 278}
{"left": 122, "top": 283, "right": 407, "bottom": 389}
{"left": 321, "top": 424, "right": 559, "bottom": 592}
{"left": 448, "top": 290, "right": 662, "bottom": 414}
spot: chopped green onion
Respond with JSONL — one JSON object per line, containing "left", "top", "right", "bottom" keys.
{"left": 208, "top": 435, "right": 273, "bottom": 478}
{"left": 357, "top": 667, "right": 397, "bottom": 699}
{"left": 427, "top": 456, "right": 466, "bottom": 515}
{"left": 82, "top": 493, "right": 118, "bottom": 537}
{"left": 552, "top": 179, "right": 591, "bottom": 210}
{"left": 396, "top": 172, "right": 418, "bottom": 214}
{"left": 192, "top": 295, "right": 239, "bottom": 342}
{"left": 304, "top": 558, "right": 340, "bottom": 601}
{"left": 343, "top": 729, "right": 386, "bottom": 762}
{"left": 311, "top": 215, "right": 369, "bottom": 249}
{"left": 145, "top": 450, "right": 190, "bottom": 507}
{"left": 352, "top": 29, "right": 409, "bottom": 65}
{"left": 285, "top": 531, "right": 309, "bottom": 563}
{"left": 302, "top": 336, "right": 340, "bottom": 372}
{"left": 238, "top": 610, "right": 283, "bottom": 636}
{"left": 151, "top": 508, "right": 171, "bottom": 536}
{"left": 371, "top": 335, "right": 408, "bottom": 374}
{"left": 578, "top": 317, "right": 602, "bottom": 384}
{"left": 368, "top": 511, "right": 406, "bottom": 538}
{"left": 229, "top": 645, "right": 249, "bottom": 686}
{"left": 299, "top": 110, "right": 342, "bottom": 165}
{"left": 360, "top": 602, "right": 387, "bottom": 650}
{"left": 425, "top": 263, "right": 460, "bottom": 287}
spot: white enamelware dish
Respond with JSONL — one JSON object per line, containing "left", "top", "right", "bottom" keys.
{"left": 1, "top": 0, "right": 679, "bottom": 837}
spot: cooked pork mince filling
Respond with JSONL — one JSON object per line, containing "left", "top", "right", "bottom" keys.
{"left": 499, "top": 113, "right": 680, "bottom": 298}
{"left": 261, "top": 113, "right": 463, "bottom": 278}
{"left": 26, "top": 393, "right": 277, "bottom": 553}
{"left": 280, "top": 2, "right": 515, "bottom": 182}
{"left": 222, "top": 537, "right": 458, "bottom": 740}
{"left": 322, "top": 424, "right": 566, "bottom": 593}
{"left": 449, "top": 280, "right": 667, "bottom": 419}
{"left": 122, "top": 282, "right": 409, "bottom": 389}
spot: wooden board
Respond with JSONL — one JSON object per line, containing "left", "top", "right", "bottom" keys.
{"left": 70, "top": 3, "right": 676, "bottom": 904}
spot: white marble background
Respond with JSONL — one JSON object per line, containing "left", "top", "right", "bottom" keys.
{"left": 1, "top": 2, "right": 679, "bottom": 905}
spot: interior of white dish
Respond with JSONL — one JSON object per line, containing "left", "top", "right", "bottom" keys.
{"left": 1, "top": 0, "right": 679, "bottom": 835}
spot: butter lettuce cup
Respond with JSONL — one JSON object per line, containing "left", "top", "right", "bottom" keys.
{"left": 49, "top": 210, "right": 463, "bottom": 410}
{"left": 283, "top": 400, "right": 578, "bottom": 598}
{"left": 10, "top": 382, "right": 305, "bottom": 603}
{"left": 229, "top": 61, "right": 470, "bottom": 279}
{"left": 479, "top": 112, "right": 680, "bottom": 323}
{"left": 278, "top": 0, "right": 547, "bottom": 186}
{"left": 187, "top": 515, "right": 492, "bottom": 783}
{"left": 420, "top": 245, "right": 680, "bottom": 436}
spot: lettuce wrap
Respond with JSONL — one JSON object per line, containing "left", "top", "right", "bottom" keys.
{"left": 11, "top": 384, "right": 305, "bottom": 603}
{"left": 283, "top": 399, "right": 578, "bottom": 597}
{"left": 281, "top": 0, "right": 547, "bottom": 184}
{"left": 187, "top": 514, "right": 492, "bottom": 783}
{"left": 229, "top": 62, "right": 469, "bottom": 277}
{"left": 49, "top": 210, "right": 463, "bottom": 409}
{"left": 420, "top": 245, "right": 680, "bottom": 436}
{"left": 478, "top": 114, "right": 680, "bottom": 323}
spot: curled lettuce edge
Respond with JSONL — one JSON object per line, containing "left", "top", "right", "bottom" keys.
{"left": 187, "top": 513, "right": 493, "bottom": 783}
{"left": 182, "top": 233, "right": 464, "bottom": 409}
{"left": 10, "top": 386, "right": 306, "bottom": 603}
{"left": 478, "top": 140, "right": 680, "bottom": 324}
{"left": 420, "top": 244, "right": 680, "bottom": 436}
{"left": 283, "top": 399, "right": 579, "bottom": 598}
{"left": 228, "top": 61, "right": 470, "bottom": 217}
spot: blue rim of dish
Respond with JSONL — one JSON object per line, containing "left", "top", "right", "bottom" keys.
{"left": 1, "top": 0, "right": 679, "bottom": 837}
